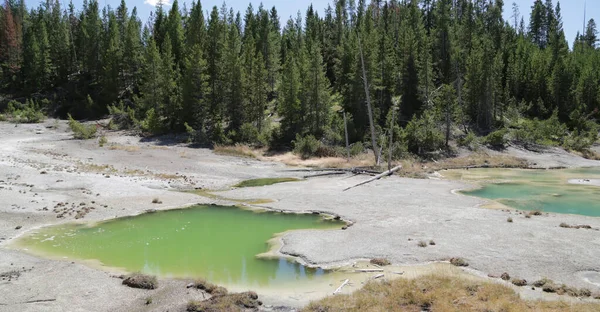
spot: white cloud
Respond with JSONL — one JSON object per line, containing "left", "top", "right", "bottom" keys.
{"left": 144, "top": 0, "right": 172, "bottom": 7}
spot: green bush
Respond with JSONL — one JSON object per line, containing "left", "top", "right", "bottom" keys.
{"left": 238, "top": 123, "right": 260, "bottom": 145}
{"left": 4, "top": 99, "right": 45, "bottom": 123}
{"left": 107, "top": 102, "right": 138, "bottom": 130}
{"left": 511, "top": 112, "right": 566, "bottom": 146}
{"left": 68, "top": 114, "right": 97, "bottom": 139}
{"left": 99, "top": 135, "right": 107, "bottom": 147}
{"left": 457, "top": 131, "right": 478, "bottom": 150}
{"left": 405, "top": 112, "right": 444, "bottom": 156}
{"left": 141, "top": 108, "right": 163, "bottom": 134}
{"left": 482, "top": 129, "right": 508, "bottom": 148}
{"left": 293, "top": 134, "right": 322, "bottom": 159}
{"left": 349, "top": 141, "right": 365, "bottom": 156}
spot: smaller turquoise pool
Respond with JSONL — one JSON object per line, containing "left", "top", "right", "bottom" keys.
{"left": 446, "top": 167, "right": 600, "bottom": 217}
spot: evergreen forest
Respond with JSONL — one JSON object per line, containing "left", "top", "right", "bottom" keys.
{"left": 1, "top": 0, "right": 599, "bottom": 161}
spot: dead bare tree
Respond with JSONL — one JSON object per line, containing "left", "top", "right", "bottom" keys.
{"left": 358, "top": 35, "right": 380, "bottom": 166}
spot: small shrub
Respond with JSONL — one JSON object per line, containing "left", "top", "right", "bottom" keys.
{"left": 349, "top": 142, "right": 365, "bottom": 157}
{"left": 293, "top": 134, "right": 322, "bottom": 159}
{"left": 559, "top": 222, "right": 569, "bottom": 228}
{"left": 429, "top": 240, "right": 436, "bottom": 246}
{"left": 238, "top": 123, "right": 260, "bottom": 145}
{"left": 482, "top": 129, "right": 508, "bottom": 148}
{"left": 511, "top": 278, "right": 527, "bottom": 286}
{"left": 369, "top": 258, "right": 391, "bottom": 266}
{"left": 500, "top": 272, "right": 510, "bottom": 281}
{"left": 0, "top": 114, "right": 6, "bottom": 121}
{"left": 457, "top": 131, "right": 478, "bottom": 150}
{"left": 151, "top": 198, "right": 162, "bottom": 204}
{"left": 145, "top": 297, "right": 153, "bottom": 305}
{"left": 418, "top": 241, "right": 428, "bottom": 247}
{"left": 99, "top": 135, "right": 107, "bottom": 147}
{"left": 450, "top": 257, "right": 468, "bottom": 267}
{"left": 122, "top": 273, "right": 158, "bottom": 290}
{"left": 507, "top": 217, "right": 513, "bottom": 223}
{"left": 68, "top": 114, "right": 97, "bottom": 139}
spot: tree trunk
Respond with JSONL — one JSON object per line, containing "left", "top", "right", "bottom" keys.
{"left": 358, "top": 36, "right": 380, "bottom": 166}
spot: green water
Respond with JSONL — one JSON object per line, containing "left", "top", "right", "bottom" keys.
{"left": 234, "top": 178, "right": 300, "bottom": 188}
{"left": 15, "top": 205, "right": 343, "bottom": 288}
{"left": 448, "top": 167, "right": 600, "bottom": 217}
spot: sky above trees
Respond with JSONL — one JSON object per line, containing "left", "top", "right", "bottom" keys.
{"left": 23, "top": 0, "right": 597, "bottom": 46}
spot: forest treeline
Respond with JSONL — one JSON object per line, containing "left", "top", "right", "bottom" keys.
{"left": 0, "top": 0, "right": 599, "bottom": 159}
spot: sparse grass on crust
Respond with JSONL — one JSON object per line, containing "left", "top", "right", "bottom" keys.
{"left": 187, "top": 291, "right": 261, "bottom": 312}
{"left": 108, "top": 145, "right": 141, "bottom": 152}
{"left": 302, "top": 274, "right": 600, "bottom": 312}
{"left": 122, "top": 273, "right": 158, "bottom": 290}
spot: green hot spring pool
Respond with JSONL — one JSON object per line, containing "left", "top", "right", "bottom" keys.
{"left": 446, "top": 167, "right": 600, "bottom": 217}
{"left": 13, "top": 205, "right": 344, "bottom": 288}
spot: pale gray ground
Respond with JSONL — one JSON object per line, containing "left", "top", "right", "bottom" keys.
{"left": 1, "top": 119, "right": 600, "bottom": 312}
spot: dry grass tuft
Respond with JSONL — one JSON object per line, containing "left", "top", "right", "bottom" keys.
{"left": 369, "top": 258, "right": 391, "bottom": 266}
{"left": 507, "top": 217, "right": 513, "bottom": 223}
{"left": 449, "top": 257, "right": 469, "bottom": 267}
{"left": 108, "top": 145, "right": 141, "bottom": 152}
{"left": 191, "top": 279, "right": 228, "bottom": 296}
{"left": 122, "top": 273, "right": 158, "bottom": 290}
{"left": 213, "top": 144, "right": 259, "bottom": 159}
{"left": 303, "top": 274, "right": 600, "bottom": 312}
{"left": 187, "top": 291, "right": 261, "bottom": 312}
{"left": 418, "top": 240, "right": 428, "bottom": 247}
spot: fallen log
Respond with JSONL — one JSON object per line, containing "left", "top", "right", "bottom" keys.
{"left": 371, "top": 274, "right": 384, "bottom": 280}
{"left": 333, "top": 279, "right": 350, "bottom": 295}
{"left": 303, "top": 172, "right": 347, "bottom": 179}
{"left": 343, "top": 165, "right": 402, "bottom": 191}
{"left": 354, "top": 269, "right": 384, "bottom": 273}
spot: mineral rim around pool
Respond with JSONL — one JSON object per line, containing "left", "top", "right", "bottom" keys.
{"left": 445, "top": 167, "right": 600, "bottom": 216}
{"left": 11, "top": 205, "right": 345, "bottom": 288}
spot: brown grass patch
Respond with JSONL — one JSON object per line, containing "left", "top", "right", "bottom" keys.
{"left": 559, "top": 222, "right": 593, "bottom": 229}
{"left": 122, "top": 273, "right": 158, "bottom": 290}
{"left": 213, "top": 144, "right": 259, "bottom": 159}
{"left": 302, "top": 274, "right": 600, "bottom": 312}
{"left": 187, "top": 291, "right": 261, "bottom": 312}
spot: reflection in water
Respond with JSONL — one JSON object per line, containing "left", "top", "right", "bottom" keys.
{"left": 446, "top": 167, "right": 600, "bottom": 216}
{"left": 14, "top": 205, "right": 342, "bottom": 287}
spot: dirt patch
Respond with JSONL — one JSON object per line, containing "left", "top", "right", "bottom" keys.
{"left": 187, "top": 291, "right": 262, "bottom": 312}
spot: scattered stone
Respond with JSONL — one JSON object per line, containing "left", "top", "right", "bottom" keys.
{"left": 511, "top": 278, "right": 527, "bottom": 286}
{"left": 501, "top": 272, "right": 510, "bottom": 281}
{"left": 40, "top": 171, "right": 47, "bottom": 174}
{"left": 370, "top": 258, "right": 391, "bottom": 266}
{"left": 450, "top": 258, "right": 468, "bottom": 267}
{"left": 15, "top": 225, "right": 22, "bottom": 230}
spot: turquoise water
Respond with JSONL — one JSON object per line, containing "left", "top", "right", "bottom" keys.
{"left": 447, "top": 167, "right": 600, "bottom": 217}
